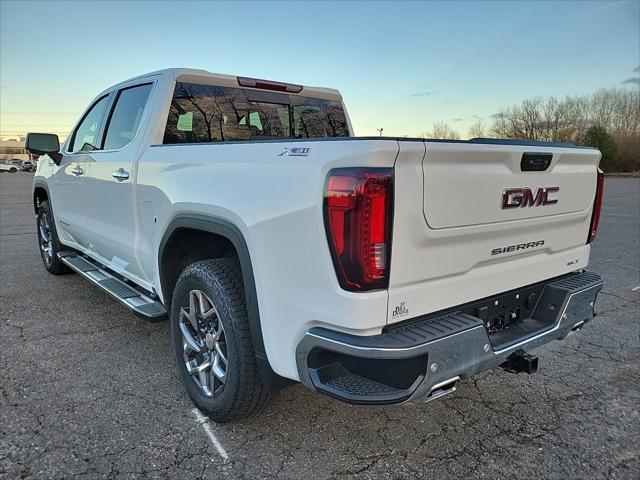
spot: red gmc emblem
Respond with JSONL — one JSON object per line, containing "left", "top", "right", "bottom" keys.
{"left": 502, "top": 187, "right": 559, "bottom": 209}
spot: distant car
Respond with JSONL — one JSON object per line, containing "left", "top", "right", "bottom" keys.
{"left": 17, "top": 161, "right": 35, "bottom": 172}
{"left": 0, "top": 163, "right": 18, "bottom": 173}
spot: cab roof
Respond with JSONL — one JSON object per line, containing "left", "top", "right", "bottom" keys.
{"left": 103, "top": 68, "right": 343, "bottom": 102}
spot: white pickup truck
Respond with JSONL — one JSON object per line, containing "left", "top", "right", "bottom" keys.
{"left": 28, "top": 68, "right": 604, "bottom": 421}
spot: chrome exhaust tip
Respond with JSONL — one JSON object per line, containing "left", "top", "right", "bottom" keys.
{"left": 425, "top": 376, "right": 460, "bottom": 403}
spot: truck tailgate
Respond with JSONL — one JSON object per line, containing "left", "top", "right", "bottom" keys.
{"left": 387, "top": 140, "right": 601, "bottom": 324}
{"left": 423, "top": 145, "right": 597, "bottom": 228}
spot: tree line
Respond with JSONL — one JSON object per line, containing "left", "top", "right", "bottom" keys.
{"left": 426, "top": 88, "right": 640, "bottom": 172}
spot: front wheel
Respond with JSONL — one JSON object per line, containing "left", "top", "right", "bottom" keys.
{"left": 36, "top": 200, "right": 70, "bottom": 275}
{"left": 170, "top": 258, "right": 271, "bottom": 422}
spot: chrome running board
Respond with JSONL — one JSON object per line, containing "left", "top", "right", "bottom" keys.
{"left": 58, "top": 251, "right": 166, "bottom": 320}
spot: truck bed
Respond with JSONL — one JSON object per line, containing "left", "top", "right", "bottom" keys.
{"left": 145, "top": 135, "right": 600, "bottom": 330}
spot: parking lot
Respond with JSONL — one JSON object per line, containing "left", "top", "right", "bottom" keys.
{"left": 0, "top": 172, "right": 638, "bottom": 480}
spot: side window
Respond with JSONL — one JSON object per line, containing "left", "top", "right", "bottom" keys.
{"left": 103, "top": 83, "right": 153, "bottom": 150}
{"left": 69, "top": 95, "right": 110, "bottom": 153}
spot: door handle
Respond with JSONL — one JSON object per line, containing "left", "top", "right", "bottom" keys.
{"left": 71, "top": 165, "right": 84, "bottom": 176}
{"left": 112, "top": 167, "right": 130, "bottom": 181}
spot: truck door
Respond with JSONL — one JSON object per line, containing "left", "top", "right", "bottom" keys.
{"left": 52, "top": 94, "right": 111, "bottom": 248}
{"left": 83, "top": 82, "right": 154, "bottom": 285}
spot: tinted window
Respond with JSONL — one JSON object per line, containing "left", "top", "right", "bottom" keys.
{"left": 164, "top": 83, "right": 251, "bottom": 143}
{"left": 69, "top": 95, "right": 110, "bottom": 152}
{"left": 292, "top": 97, "right": 349, "bottom": 138}
{"left": 103, "top": 83, "right": 153, "bottom": 150}
{"left": 248, "top": 101, "right": 290, "bottom": 137}
{"left": 163, "top": 82, "right": 349, "bottom": 144}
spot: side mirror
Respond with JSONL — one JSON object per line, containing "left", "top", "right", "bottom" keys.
{"left": 25, "top": 133, "right": 62, "bottom": 164}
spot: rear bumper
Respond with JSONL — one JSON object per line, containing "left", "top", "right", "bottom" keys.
{"left": 295, "top": 271, "right": 603, "bottom": 405}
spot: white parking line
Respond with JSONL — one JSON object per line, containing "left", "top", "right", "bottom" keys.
{"left": 191, "top": 408, "right": 229, "bottom": 462}
{"left": 632, "top": 286, "right": 640, "bottom": 292}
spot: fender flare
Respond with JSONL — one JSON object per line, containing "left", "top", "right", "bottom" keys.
{"left": 32, "top": 180, "right": 51, "bottom": 214}
{"left": 158, "top": 213, "right": 287, "bottom": 389}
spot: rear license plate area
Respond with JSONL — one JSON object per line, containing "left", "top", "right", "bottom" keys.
{"left": 460, "top": 284, "right": 546, "bottom": 338}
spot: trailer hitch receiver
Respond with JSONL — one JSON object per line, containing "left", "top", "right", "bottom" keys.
{"left": 500, "top": 349, "right": 538, "bottom": 374}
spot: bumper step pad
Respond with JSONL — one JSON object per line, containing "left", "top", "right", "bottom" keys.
{"left": 58, "top": 251, "right": 166, "bottom": 320}
{"left": 325, "top": 371, "right": 398, "bottom": 397}
{"left": 307, "top": 311, "right": 482, "bottom": 352}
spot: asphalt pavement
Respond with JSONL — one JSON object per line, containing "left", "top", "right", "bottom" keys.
{"left": 1, "top": 172, "right": 638, "bottom": 479}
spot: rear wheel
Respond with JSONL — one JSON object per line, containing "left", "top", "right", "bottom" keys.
{"left": 170, "top": 258, "right": 271, "bottom": 422}
{"left": 36, "top": 200, "right": 70, "bottom": 275}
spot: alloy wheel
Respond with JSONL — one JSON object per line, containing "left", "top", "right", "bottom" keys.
{"left": 38, "top": 212, "right": 53, "bottom": 265}
{"left": 179, "top": 289, "right": 229, "bottom": 397}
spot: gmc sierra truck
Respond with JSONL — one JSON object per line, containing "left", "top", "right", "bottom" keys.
{"left": 27, "top": 69, "right": 604, "bottom": 422}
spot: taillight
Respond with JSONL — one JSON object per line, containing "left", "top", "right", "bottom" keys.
{"left": 324, "top": 168, "right": 394, "bottom": 291}
{"left": 587, "top": 168, "right": 604, "bottom": 244}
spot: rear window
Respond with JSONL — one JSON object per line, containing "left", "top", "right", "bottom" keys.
{"left": 163, "top": 82, "right": 349, "bottom": 144}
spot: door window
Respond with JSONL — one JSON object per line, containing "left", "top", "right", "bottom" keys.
{"left": 103, "top": 83, "right": 153, "bottom": 150}
{"left": 69, "top": 95, "right": 110, "bottom": 153}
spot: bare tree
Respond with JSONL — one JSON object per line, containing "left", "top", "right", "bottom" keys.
{"left": 425, "top": 121, "right": 460, "bottom": 140}
{"left": 489, "top": 88, "right": 639, "bottom": 141}
{"left": 468, "top": 119, "right": 486, "bottom": 138}
{"left": 486, "top": 87, "right": 639, "bottom": 171}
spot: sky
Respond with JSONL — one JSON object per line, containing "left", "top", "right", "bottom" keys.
{"left": 1, "top": 0, "right": 639, "bottom": 140}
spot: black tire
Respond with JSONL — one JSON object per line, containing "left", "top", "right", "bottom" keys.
{"left": 170, "top": 258, "right": 271, "bottom": 422}
{"left": 36, "top": 200, "right": 70, "bottom": 275}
